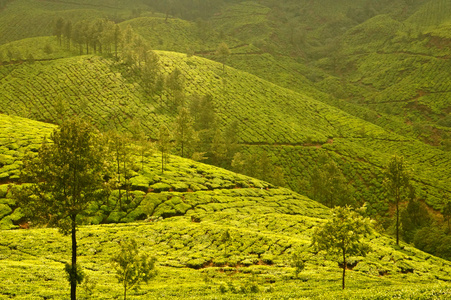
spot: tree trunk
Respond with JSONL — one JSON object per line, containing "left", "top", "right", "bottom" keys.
{"left": 115, "top": 39, "right": 118, "bottom": 59}
{"left": 124, "top": 283, "right": 127, "bottom": 300}
{"left": 342, "top": 249, "right": 346, "bottom": 290}
{"left": 71, "top": 217, "right": 77, "bottom": 300}
{"left": 396, "top": 189, "right": 399, "bottom": 245}
{"left": 117, "top": 151, "right": 122, "bottom": 209}
{"left": 124, "top": 160, "right": 129, "bottom": 205}
{"left": 161, "top": 150, "right": 164, "bottom": 174}
{"left": 181, "top": 140, "right": 184, "bottom": 158}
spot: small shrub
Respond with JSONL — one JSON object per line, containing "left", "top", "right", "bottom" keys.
{"left": 291, "top": 250, "right": 305, "bottom": 278}
{"left": 219, "top": 283, "right": 227, "bottom": 294}
{"left": 44, "top": 43, "right": 53, "bottom": 54}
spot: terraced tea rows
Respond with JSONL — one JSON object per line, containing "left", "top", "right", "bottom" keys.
{"left": 0, "top": 50, "right": 450, "bottom": 212}
{"left": 2, "top": 199, "right": 451, "bottom": 299}
{"left": 1, "top": 0, "right": 451, "bottom": 298}
{"left": 0, "top": 114, "right": 55, "bottom": 181}
{"left": 406, "top": 0, "right": 451, "bottom": 28}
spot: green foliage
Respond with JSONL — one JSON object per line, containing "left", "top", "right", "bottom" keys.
{"left": 106, "top": 130, "right": 136, "bottom": 209}
{"left": 174, "top": 106, "right": 198, "bottom": 158}
{"left": 443, "top": 196, "right": 451, "bottom": 232}
{"left": 111, "top": 239, "right": 157, "bottom": 300}
{"left": 414, "top": 226, "right": 451, "bottom": 261}
{"left": 189, "top": 93, "right": 216, "bottom": 131}
{"left": 1, "top": 0, "right": 451, "bottom": 279}
{"left": 313, "top": 206, "right": 373, "bottom": 289}
{"left": 216, "top": 42, "right": 230, "bottom": 74}
{"left": 291, "top": 249, "right": 305, "bottom": 278}
{"left": 401, "top": 198, "right": 432, "bottom": 243}
{"left": 310, "top": 158, "right": 353, "bottom": 208}
{"left": 12, "top": 118, "right": 107, "bottom": 232}
{"left": 64, "top": 263, "right": 84, "bottom": 285}
{"left": 10, "top": 118, "right": 108, "bottom": 300}
{"left": 1, "top": 48, "right": 448, "bottom": 218}
{"left": 157, "top": 124, "right": 172, "bottom": 173}
{"left": 1, "top": 216, "right": 451, "bottom": 298}
{"left": 383, "top": 155, "right": 412, "bottom": 245}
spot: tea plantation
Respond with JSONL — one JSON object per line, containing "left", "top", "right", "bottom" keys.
{"left": 0, "top": 0, "right": 450, "bottom": 298}
{"left": 0, "top": 50, "right": 449, "bottom": 214}
{"left": 0, "top": 113, "right": 451, "bottom": 299}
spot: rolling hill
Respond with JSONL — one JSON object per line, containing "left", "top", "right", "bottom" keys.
{"left": 0, "top": 49, "right": 449, "bottom": 215}
{"left": 1, "top": 114, "right": 451, "bottom": 299}
{"left": 0, "top": 0, "right": 451, "bottom": 297}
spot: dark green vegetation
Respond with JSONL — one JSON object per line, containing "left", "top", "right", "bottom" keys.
{"left": 0, "top": 0, "right": 450, "bottom": 298}
{"left": 12, "top": 118, "right": 108, "bottom": 299}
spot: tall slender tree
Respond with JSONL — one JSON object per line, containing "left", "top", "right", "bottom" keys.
{"left": 211, "top": 129, "right": 227, "bottom": 166}
{"left": 63, "top": 20, "right": 72, "bottom": 50}
{"left": 157, "top": 124, "right": 172, "bottom": 173}
{"left": 12, "top": 118, "right": 108, "bottom": 300}
{"left": 54, "top": 17, "right": 65, "bottom": 46}
{"left": 107, "top": 130, "right": 134, "bottom": 209}
{"left": 174, "top": 107, "right": 197, "bottom": 158}
{"left": 216, "top": 42, "right": 230, "bottom": 75}
{"left": 384, "top": 155, "right": 411, "bottom": 245}
{"left": 166, "top": 67, "right": 184, "bottom": 107}
{"left": 114, "top": 24, "right": 122, "bottom": 59}
{"left": 443, "top": 194, "right": 451, "bottom": 233}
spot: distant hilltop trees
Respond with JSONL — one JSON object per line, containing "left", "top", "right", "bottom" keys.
{"left": 54, "top": 17, "right": 125, "bottom": 58}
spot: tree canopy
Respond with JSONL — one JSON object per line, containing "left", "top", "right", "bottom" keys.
{"left": 112, "top": 239, "right": 157, "bottom": 300}
{"left": 312, "top": 206, "right": 373, "bottom": 289}
{"left": 12, "top": 118, "right": 108, "bottom": 300}
{"left": 384, "top": 155, "right": 411, "bottom": 245}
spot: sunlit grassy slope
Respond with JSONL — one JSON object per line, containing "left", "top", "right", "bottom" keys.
{"left": 2, "top": 221, "right": 451, "bottom": 299}
{"left": 0, "top": 50, "right": 449, "bottom": 214}
{"left": 1, "top": 116, "right": 451, "bottom": 299}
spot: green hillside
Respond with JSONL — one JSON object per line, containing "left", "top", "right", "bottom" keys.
{"left": 0, "top": 113, "right": 284, "bottom": 229}
{"left": 1, "top": 115, "right": 451, "bottom": 299}
{"left": 331, "top": 11, "right": 451, "bottom": 145}
{"left": 0, "top": 51, "right": 449, "bottom": 216}
{"left": 132, "top": 0, "right": 451, "bottom": 151}
{"left": 0, "top": 0, "right": 451, "bottom": 297}
{"left": 0, "top": 114, "right": 55, "bottom": 182}
{"left": 2, "top": 0, "right": 448, "bottom": 148}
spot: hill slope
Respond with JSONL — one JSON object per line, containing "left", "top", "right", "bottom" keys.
{"left": 0, "top": 51, "right": 449, "bottom": 215}
{"left": 1, "top": 115, "right": 451, "bottom": 299}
